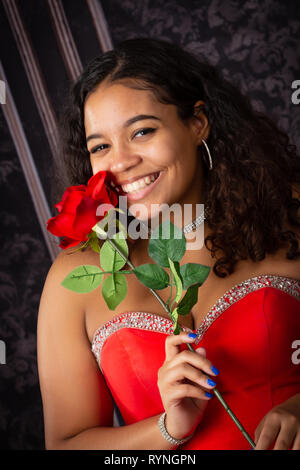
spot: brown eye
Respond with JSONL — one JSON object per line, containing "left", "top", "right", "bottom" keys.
{"left": 90, "top": 144, "right": 108, "bottom": 154}
{"left": 133, "top": 128, "right": 156, "bottom": 138}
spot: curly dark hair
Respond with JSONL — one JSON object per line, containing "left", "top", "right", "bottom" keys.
{"left": 56, "top": 37, "right": 300, "bottom": 277}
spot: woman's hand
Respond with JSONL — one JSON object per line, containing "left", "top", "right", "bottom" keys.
{"left": 157, "top": 331, "right": 219, "bottom": 441}
{"left": 254, "top": 393, "right": 300, "bottom": 450}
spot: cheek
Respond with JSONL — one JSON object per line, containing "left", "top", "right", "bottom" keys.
{"left": 161, "top": 143, "right": 197, "bottom": 175}
{"left": 90, "top": 155, "right": 107, "bottom": 175}
{"left": 149, "top": 133, "right": 187, "bottom": 167}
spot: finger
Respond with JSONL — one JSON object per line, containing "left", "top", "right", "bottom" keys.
{"left": 165, "top": 331, "right": 198, "bottom": 361}
{"left": 195, "top": 347, "right": 220, "bottom": 376}
{"left": 273, "top": 423, "right": 297, "bottom": 450}
{"left": 167, "top": 362, "right": 217, "bottom": 391}
{"left": 254, "top": 415, "right": 265, "bottom": 444}
{"left": 195, "top": 347, "right": 206, "bottom": 357}
{"left": 255, "top": 420, "right": 280, "bottom": 450}
{"left": 170, "top": 382, "right": 215, "bottom": 402}
{"left": 292, "top": 431, "right": 300, "bottom": 450}
{"left": 171, "top": 348, "right": 220, "bottom": 379}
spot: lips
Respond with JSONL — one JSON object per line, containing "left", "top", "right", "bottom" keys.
{"left": 110, "top": 171, "right": 161, "bottom": 194}
{"left": 122, "top": 170, "right": 164, "bottom": 202}
{"left": 117, "top": 171, "right": 160, "bottom": 186}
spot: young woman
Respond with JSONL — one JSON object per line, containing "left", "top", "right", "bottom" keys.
{"left": 37, "top": 38, "right": 300, "bottom": 450}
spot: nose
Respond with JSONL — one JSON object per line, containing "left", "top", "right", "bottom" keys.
{"left": 109, "top": 143, "right": 142, "bottom": 174}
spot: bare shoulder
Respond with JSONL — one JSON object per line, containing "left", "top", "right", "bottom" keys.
{"left": 37, "top": 243, "right": 114, "bottom": 448}
{"left": 53, "top": 243, "right": 102, "bottom": 272}
{"left": 38, "top": 244, "right": 102, "bottom": 344}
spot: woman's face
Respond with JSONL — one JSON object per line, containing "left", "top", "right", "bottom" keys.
{"left": 84, "top": 79, "right": 209, "bottom": 220}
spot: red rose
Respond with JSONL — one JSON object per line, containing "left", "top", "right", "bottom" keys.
{"left": 47, "top": 171, "right": 118, "bottom": 249}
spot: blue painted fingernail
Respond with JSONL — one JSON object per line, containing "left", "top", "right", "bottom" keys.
{"left": 211, "top": 365, "right": 220, "bottom": 375}
{"left": 205, "top": 392, "right": 213, "bottom": 398}
{"left": 207, "top": 378, "right": 216, "bottom": 387}
{"left": 188, "top": 332, "right": 197, "bottom": 338}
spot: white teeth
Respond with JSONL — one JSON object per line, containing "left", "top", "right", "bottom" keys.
{"left": 121, "top": 172, "right": 159, "bottom": 193}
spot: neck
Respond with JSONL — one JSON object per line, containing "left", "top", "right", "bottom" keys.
{"left": 137, "top": 203, "right": 208, "bottom": 236}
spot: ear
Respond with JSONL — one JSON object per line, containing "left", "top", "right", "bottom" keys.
{"left": 189, "top": 100, "right": 210, "bottom": 145}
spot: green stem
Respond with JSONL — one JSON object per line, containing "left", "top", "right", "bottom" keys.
{"left": 187, "top": 341, "right": 255, "bottom": 448}
{"left": 106, "top": 236, "right": 256, "bottom": 449}
{"left": 107, "top": 238, "right": 170, "bottom": 314}
{"left": 166, "top": 270, "right": 173, "bottom": 309}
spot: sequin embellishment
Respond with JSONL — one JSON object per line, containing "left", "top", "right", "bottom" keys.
{"left": 194, "top": 274, "right": 300, "bottom": 344}
{"left": 91, "top": 311, "right": 192, "bottom": 370}
{"left": 91, "top": 274, "right": 300, "bottom": 368}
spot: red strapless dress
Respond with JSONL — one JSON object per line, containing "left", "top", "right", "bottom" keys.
{"left": 91, "top": 274, "right": 300, "bottom": 450}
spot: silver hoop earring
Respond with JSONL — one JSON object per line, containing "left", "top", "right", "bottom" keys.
{"left": 201, "top": 139, "right": 213, "bottom": 170}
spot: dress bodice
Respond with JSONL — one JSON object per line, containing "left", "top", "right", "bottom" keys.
{"left": 91, "top": 274, "right": 300, "bottom": 449}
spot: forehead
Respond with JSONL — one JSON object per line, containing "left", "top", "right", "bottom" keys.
{"left": 83, "top": 79, "right": 175, "bottom": 128}
{"left": 85, "top": 80, "right": 159, "bottom": 113}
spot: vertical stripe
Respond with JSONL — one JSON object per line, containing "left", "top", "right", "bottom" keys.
{"left": 0, "top": 62, "right": 61, "bottom": 261}
{"left": 86, "top": 0, "right": 114, "bottom": 52}
{"left": 2, "top": 0, "right": 65, "bottom": 177}
{"left": 47, "top": 0, "right": 83, "bottom": 82}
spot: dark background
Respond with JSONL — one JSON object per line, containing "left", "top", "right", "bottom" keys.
{"left": 0, "top": 0, "right": 299, "bottom": 450}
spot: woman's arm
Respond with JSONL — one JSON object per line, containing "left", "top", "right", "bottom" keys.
{"left": 37, "top": 249, "right": 175, "bottom": 450}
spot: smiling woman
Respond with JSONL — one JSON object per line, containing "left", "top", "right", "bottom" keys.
{"left": 37, "top": 37, "right": 300, "bottom": 450}
{"left": 83, "top": 78, "right": 205, "bottom": 220}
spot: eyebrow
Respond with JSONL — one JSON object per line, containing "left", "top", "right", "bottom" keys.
{"left": 86, "top": 114, "right": 161, "bottom": 144}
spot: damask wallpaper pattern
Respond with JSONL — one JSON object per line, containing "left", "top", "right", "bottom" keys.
{"left": 0, "top": 0, "right": 299, "bottom": 449}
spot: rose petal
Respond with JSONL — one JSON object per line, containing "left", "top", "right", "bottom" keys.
{"left": 86, "top": 171, "right": 108, "bottom": 200}
{"left": 47, "top": 213, "right": 78, "bottom": 239}
{"left": 59, "top": 236, "right": 86, "bottom": 249}
{"left": 47, "top": 170, "right": 118, "bottom": 247}
{"left": 55, "top": 185, "right": 87, "bottom": 213}
{"left": 59, "top": 189, "right": 87, "bottom": 215}
{"left": 73, "top": 197, "right": 100, "bottom": 239}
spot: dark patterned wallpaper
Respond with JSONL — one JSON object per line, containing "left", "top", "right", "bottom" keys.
{"left": 100, "top": 0, "right": 300, "bottom": 148}
{"left": 0, "top": 108, "right": 51, "bottom": 448}
{"left": 0, "top": 0, "right": 299, "bottom": 450}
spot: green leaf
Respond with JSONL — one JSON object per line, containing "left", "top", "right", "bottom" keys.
{"left": 168, "top": 258, "right": 183, "bottom": 304}
{"left": 100, "top": 232, "right": 129, "bottom": 272}
{"left": 88, "top": 231, "right": 100, "bottom": 253}
{"left": 133, "top": 264, "right": 169, "bottom": 290}
{"left": 173, "top": 323, "right": 181, "bottom": 335}
{"left": 177, "top": 284, "right": 200, "bottom": 316}
{"left": 166, "top": 269, "right": 173, "bottom": 308}
{"left": 61, "top": 265, "right": 103, "bottom": 293}
{"left": 115, "top": 218, "right": 128, "bottom": 238}
{"left": 102, "top": 273, "right": 127, "bottom": 310}
{"left": 148, "top": 221, "right": 186, "bottom": 267}
{"left": 171, "top": 307, "right": 181, "bottom": 335}
{"left": 180, "top": 263, "right": 211, "bottom": 289}
{"left": 93, "top": 208, "right": 117, "bottom": 237}
{"left": 171, "top": 306, "right": 178, "bottom": 323}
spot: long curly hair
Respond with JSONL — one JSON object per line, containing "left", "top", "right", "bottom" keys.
{"left": 56, "top": 37, "right": 300, "bottom": 277}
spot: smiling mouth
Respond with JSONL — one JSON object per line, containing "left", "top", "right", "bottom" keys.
{"left": 110, "top": 171, "right": 161, "bottom": 195}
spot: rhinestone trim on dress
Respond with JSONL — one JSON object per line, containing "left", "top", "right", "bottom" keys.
{"left": 193, "top": 274, "right": 300, "bottom": 345}
{"left": 91, "top": 274, "right": 300, "bottom": 370}
{"left": 91, "top": 311, "right": 192, "bottom": 372}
